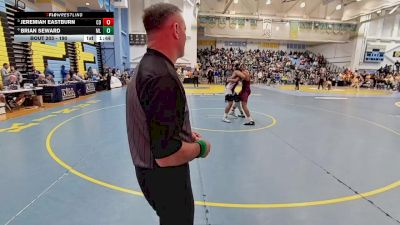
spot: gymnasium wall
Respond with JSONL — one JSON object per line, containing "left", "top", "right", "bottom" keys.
{"left": 31, "top": 42, "right": 72, "bottom": 83}
{"left": 130, "top": 0, "right": 198, "bottom": 68}
{"left": 76, "top": 42, "right": 100, "bottom": 76}
{"left": 307, "top": 41, "right": 355, "bottom": 68}
{"left": 200, "top": 17, "right": 355, "bottom": 43}
{"left": 317, "top": 12, "right": 400, "bottom": 71}
{"left": 343, "top": 0, "right": 400, "bottom": 21}
{"left": 357, "top": 13, "right": 400, "bottom": 70}
{"left": 198, "top": 38, "right": 307, "bottom": 52}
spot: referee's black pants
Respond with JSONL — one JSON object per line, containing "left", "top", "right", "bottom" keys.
{"left": 135, "top": 163, "right": 194, "bottom": 225}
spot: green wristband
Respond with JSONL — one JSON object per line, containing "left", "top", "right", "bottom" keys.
{"left": 196, "top": 140, "right": 207, "bottom": 158}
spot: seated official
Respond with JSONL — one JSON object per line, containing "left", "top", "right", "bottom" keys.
{"left": 72, "top": 74, "right": 84, "bottom": 82}
{"left": 6, "top": 75, "right": 27, "bottom": 107}
{"left": 91, "top": 74, "right": 100, "bottom": 81}
{"left": 44, "top": 65, "right": 55, "bottom": 78}
{"left": 9, "top": 66, "right": 23, "bottom": 86}
{"left": 86, "top": 67, "right": 94, "bottom": 79}
{"left": 28, "top": 68, "right": 44, "bottom": 85}
{"left": 37, "top": 74, "right": 48, "bottom": 85}
{"left": 63, "top": 74, "right": 74, "bottom": 83}
{"left": 8, "top": 74, "right": 18, "bottom": 86}
{"left": 46, "top": 75, "right": 55, "bottom": 85}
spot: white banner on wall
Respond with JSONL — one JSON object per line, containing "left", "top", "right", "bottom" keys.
{"left": 263, "top": 19, "right": 272, "bottom": 38}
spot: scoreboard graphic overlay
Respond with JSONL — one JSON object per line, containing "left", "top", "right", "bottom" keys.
{"left": 14, "top": 12, "right": 114, "bottom": 42}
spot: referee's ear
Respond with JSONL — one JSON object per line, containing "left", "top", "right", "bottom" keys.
{"left": 173, "top": 22, "right": 180, "bottom": 39}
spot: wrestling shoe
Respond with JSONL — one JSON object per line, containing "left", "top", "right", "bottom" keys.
{"left": 243, "top": 121, "right": 255, "bottom": 125}
{"left": 222, "top": 118, "right": 231, "bottom": 123}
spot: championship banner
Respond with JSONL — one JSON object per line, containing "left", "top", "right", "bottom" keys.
{"left": 290, "top": 21, "right": 299, "bottom": 39}
{"left": 263, "top": 19, "right": 272, "bottom": 38}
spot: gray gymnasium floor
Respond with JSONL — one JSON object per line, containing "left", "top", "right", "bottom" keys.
{"left": 1, "top": 86, "right": 400, "bottom": 225}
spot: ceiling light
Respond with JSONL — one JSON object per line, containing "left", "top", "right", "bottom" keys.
{"left": 389, "top": 6, "right": 399, "bottom": 14}
{"left": 336, "top": 4, "right": 341, "bottom": 10}
{"left": 356, "top": 0, "right": 361, "bottom": 2}
{"left": 276, "top": 26, "right": 280, "bottom": 31}
{"left": 300, "top": 2, "right": 305, "bottom": 8}
{"left": 85, "top": 2, "right": 90, "bottom": 5}
{"left": 266, "top": 0, "right": 271, "bottom": 5}
{"left": 234, "top": 0, "right": 239, "bottom": 4}
{"left": 377, "top": 10, "right": 381, "bottom": 14}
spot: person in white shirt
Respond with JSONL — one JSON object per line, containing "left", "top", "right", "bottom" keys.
{"left": 257, "top": 70, "right": 263, "bottom": 84}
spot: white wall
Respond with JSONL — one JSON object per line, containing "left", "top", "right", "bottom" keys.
{"left": 246, "top": 41, "right": 287, "bottom": 51}
{"left": 198, "top": 45, "right": 212, "bottom": 49}
{"left": 203, "top": 19, "right": 352, "bottom": 43}
{"left": 129, "top": 0, "right": 198, "bottom": 68}
{"left": 358, "top": 40, "right": 400, "bottom": 70}
{"left": 352, "top": 13, "right": 400, "bottom": 70}
{"left": 198, "top": 38, "right": 314, "bottom": 57}
{"left": 199, "top": 38, "right": 304, "bottom": 51}
{"left": 129, "top": 0, "right": 146, "bottom": 68}
{"left": 308, "top": 41, "right": 355, "bottom": 68}
{"left": 176, "top": 1, "right": 197, "bottom": 67}
{"left": 309, "top": 13, "right": 400, "bottom": 71}
{"left": 343, "top": 0, "right": 400, "bottom": 21}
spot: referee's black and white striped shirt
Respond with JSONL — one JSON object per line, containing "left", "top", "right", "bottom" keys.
{"left": 126, "top": 48, "right": 193, "bottom": 169}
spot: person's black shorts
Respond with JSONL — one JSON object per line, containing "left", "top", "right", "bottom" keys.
{"left": 233, "top": 93, "right": 241, "bottom": 102}
{"left": 225, "top": 94, "right": 234, "bottom": 102}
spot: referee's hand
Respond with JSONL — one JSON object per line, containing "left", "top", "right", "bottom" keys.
{"left": 192, "top": 131, "right": 202, "bottom": 141}
{"left": 200, "top": 139, "right": 211, "bottom": 158}
{"left": 192, "top": 132, "right": 211, "bottom": 158}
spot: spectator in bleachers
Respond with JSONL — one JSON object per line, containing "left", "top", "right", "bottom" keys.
{"left": 197, "top": 47, "right": 400, "bottom": 92}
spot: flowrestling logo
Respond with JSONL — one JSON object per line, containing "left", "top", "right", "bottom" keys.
{"left": 85, "top": 83, "right": 96, "bottom": 94}
{"left": 61, "top": 87, "right": 76, "bottom": 100}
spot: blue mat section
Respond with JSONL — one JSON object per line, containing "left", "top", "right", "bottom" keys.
{"left": 1, "top": 87, "right": 400, "bottom": 225}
